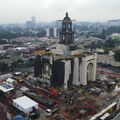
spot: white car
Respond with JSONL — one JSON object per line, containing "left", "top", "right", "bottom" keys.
{"left": 45, "top": 109, "right": 52, "bottom": 117}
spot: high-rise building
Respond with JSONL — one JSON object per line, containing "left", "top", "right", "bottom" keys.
{"left": 31, "top": 16, "right": 36, "bottom": 23}
{"left": 26, "top": 16, "right": 36, "bottom": 29}
{"left": 53, "top": 27, "right": 59, "bottom": 38}
{"left": 46, "top": 27, "right": 59, "bottom": 38}
{"left": 46, "top": 28, "right": 50, "bottom": 37}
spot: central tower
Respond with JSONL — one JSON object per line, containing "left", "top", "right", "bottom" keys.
{"left": 60, "top": 12, "right": 74, "bottom": 45}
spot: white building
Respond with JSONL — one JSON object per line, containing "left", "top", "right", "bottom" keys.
{"left": 46, "top": 27, "right": 59, "bottom": 38}
{"left": 13, "top": 96, "right": 38, "bottom": 114}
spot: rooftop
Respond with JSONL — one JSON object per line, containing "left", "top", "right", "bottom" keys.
{"left": 0, "top": 82, "right": 14, "bottom": 92}
{"left": 13, "top": 96, "right": 38, "bottom": 110}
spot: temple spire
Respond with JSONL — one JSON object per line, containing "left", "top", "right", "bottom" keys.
{"left": 66, "top": 12, "right": 68, "bottom": 17}
{"left": 59, "top": 12, "right": 74, "bottom": 45}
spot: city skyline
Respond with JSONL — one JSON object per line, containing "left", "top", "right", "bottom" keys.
{"left": 0, "top": 0, "right": 120, "bottom": 24}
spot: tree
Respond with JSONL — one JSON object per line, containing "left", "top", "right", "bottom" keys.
{"left": 114, "top": 50, "right": 120, "bottom": 62}
{"left": 104, "top": 49, "right": 109, "bottom": 54}
{"left": 0, "top": 63, "right": 9, "bottom": 73}
{"left": 15, "top": 59, "right": 24, "bottom": 68}
{"left": 28, "top": 58, "right": 35, "bottom": 66}
{"left": 104, "top": 39, "right": 115, "bottom": 49}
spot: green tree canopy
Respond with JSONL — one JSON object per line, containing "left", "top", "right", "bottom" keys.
{"left": 114, "top": 50, "right": 120, "bottom": 62}
{"left": 0, "top": 62, "right": 9, "bottom": 73}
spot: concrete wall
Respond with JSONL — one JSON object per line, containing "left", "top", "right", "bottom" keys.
{"left": 80, "top": 53, "right": 97, "bottom": 85}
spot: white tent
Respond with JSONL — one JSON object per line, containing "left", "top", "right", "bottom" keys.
{"left": 13, "top": 96, "right": 38, "bottom": 114}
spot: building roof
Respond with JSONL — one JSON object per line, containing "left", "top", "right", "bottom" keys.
{"left": 13, "top": 96, "right": 38, "bottom": 110}
{"left": 6, "top": 78, "right": 15, "bottom": 83}
{"left": 0, "top": 74, "right": 13, "bottom": 80}
{"left": 0, "top": 83, "right": 14, "bottom": 92}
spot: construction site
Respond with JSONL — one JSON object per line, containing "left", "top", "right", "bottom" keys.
{"left": 0, "top": 73, "right": 120, "bottom": 120}
{"left": 0, "top": 13, "right": 120, "bottom": 120}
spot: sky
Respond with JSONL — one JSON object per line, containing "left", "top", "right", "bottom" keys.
{"left": 0, "top": 0, "right": 120, "bottom": 23}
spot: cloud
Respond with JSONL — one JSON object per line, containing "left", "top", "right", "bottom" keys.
{"left": 0, "top": 0, "right": 120, "bottom": 23}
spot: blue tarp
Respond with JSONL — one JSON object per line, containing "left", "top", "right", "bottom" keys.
{"left": 13, "top": 115, "right": 24, "bottom": 120}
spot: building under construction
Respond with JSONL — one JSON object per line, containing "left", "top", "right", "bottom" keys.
{"left": 34, "top": 12, "right": 97, "bottom": 89}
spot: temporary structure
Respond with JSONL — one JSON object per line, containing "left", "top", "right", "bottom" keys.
{"left": 13, "top": 96, "right": 38, "bottom": 114}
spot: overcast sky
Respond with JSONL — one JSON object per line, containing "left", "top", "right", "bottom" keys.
{"left": 0, "top": 0, "right": 120, "bottom": 23}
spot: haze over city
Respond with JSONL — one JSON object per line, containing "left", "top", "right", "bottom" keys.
{"left": 1, "top": 0, "right": 120, "bottom": 119}
{"left": 0, "top": 0, "right": 120, "bottom": 23}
